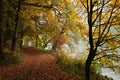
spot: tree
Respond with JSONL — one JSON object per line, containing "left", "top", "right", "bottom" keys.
{"left": 0, "top": 0, "right": 5, "bottom": 60}
{"left": 78, "top": 0, "right": 120, "bottom": 80}
{"left": 11, "top": 0, "right": 22, "bottom": 51}
{"left": 0, "top": 0, "right": 80, "bottom": 62}
{"left": 20, "top": 0, "right": 71, "bottom": 50}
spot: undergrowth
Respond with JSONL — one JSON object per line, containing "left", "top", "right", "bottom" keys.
{"left": 36, "top": 47, "right": 52, "bottom": 54}
{"left": 56, "top": 51, "right": 113, "bottom": 80}
{"left": 0, "top": 51, "right": 24, "bottom": 66}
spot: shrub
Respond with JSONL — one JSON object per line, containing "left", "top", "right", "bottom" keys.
{"left": 56, "top": 51, "right": 112, "bottom": 80}
{"left": 0, "top": 51, "right": 24, "bottom": 66}
{"left": 36, "top": 47, "right": 52, "bottom": 54}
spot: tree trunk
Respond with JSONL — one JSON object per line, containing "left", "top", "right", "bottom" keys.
{"left": 52, "top": 42, "right": 57, "bottom": 53}
{"left": 85, "top": 53, "right": 94, "bottom": 80}
{"left": 85, "top": 48, "right": 97, "bottom": 80}
{"left": 0, "top": 0, "right": 5, "bottom": 61}
{"left": 85, "top": 0, "right": 94, "bottom": 79}
{"left": 42, "top": 39, "right": 51, "bottom": 49}
{"left": 11, "top": 0, "right": 22, "bottom": 51}
{"left": 19, "top": 31, "right": 24, "bottom": 49}
{"left": 85, "top": 59, "right": 92, "bottom": 80}
{"left": 19, "top": 40, "right": 23, "bottom": 49}
{"left": 35, "top": 35, "right": 38, "bottom": 47}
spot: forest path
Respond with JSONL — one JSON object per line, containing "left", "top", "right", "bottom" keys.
{"left": 0, "top": 47, "right": 76, "bottom": 80}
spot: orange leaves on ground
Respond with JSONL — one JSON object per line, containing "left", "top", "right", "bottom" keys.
{"left": 0, "top": 48, "right": 77, "bottom": 80}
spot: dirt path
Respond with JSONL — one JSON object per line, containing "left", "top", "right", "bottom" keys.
{"left": 0, "top": 47, "right": 77, "bottom": 80}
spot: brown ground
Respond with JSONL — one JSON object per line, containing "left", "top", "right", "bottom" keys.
{"left": 0, "top": 47, "right": 77, "bottom": 80}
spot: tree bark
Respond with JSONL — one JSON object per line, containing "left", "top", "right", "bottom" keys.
{"left": 85, "top": 52, "right": 94, "bottom": 80}
{"left": 35, "top": 35, "right": 38, "bottom": 47}
{"left": 11, "top": 0, "right": 22, "bottom": 51}
{"left": 85, "top": 58, "right": 92, "bottom": 80}
{"left": 85, "top": 0, "right": 94, "bottom": 79}
{"left": 85, "top": 47, "right": 97, "bottom": 80}
{"left": 19, "top": 40, "right": 23, "bottom": 49}
{"left": 19, "top": 31, "right": 24, "bottom": 49}
{"left": 0, "top": 0, "right": 5, "bottom": 61}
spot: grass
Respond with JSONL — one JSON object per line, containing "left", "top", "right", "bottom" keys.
{"left": 36, "top": 47, "right": 52, "bottom": 54}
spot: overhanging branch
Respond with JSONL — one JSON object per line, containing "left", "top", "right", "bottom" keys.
{"left": 23, "top": 2, "right": 54, "bottom": 9}
{"left": 94, "top": 53, "right": 120, "bottom": 61}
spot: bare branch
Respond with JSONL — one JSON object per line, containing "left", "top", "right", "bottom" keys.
{"left": 80, "top": 0, "right": 87, "bottom": 10}
{"left": 23, "top": 2, "right": 54, "bottom": 9}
